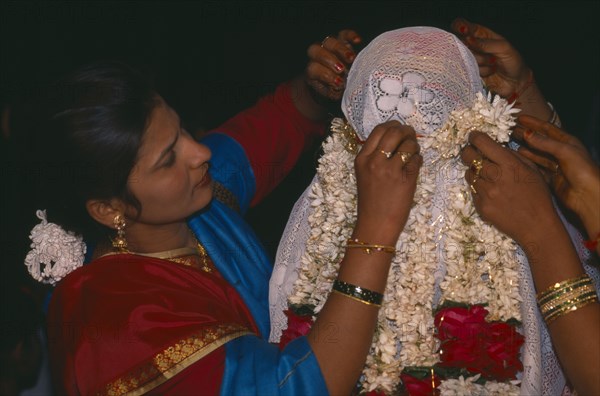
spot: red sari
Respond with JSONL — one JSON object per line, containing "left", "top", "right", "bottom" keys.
{"left": 47, "top": 254, "right": 259, "bottom": 395}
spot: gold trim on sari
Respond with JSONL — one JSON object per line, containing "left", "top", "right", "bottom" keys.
{"left": 98, "top": 323, "right": 252, "bottom": 396}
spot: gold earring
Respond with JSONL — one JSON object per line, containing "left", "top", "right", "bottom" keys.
{"left": 112, "top": 214, "right": 128, "bottom": 252}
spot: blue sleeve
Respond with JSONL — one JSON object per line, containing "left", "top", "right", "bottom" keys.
{"left": 201, "top": 133, "right": 256, "bottom": 215}
{"left": 221, "top": 335, "right": 328, "bottom": 396}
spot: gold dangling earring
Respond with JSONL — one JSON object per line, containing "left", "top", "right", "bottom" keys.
{"left": 112, "top": 214, "right": 128, "bottom": 252}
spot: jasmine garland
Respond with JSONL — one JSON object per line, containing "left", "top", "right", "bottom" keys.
{"left": 287, "top": 92, "right": 522, "bottom": 394}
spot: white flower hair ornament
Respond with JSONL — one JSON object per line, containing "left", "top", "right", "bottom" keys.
{"left": 24, "top": 210, "right": 86, "bottom": 285}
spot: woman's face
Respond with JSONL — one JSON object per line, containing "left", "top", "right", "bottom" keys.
{"left": 125, "top": 97, "right": 212, "bottom": 225}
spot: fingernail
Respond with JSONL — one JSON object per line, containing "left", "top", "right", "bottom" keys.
{"left": 459, "top": 25, "right": 467, "bottom": 34}
{"left": 334, "top": 62, "right": 345, "bottom": 72}
{"left": 466, "top": 36, "right": 477, "bottom": 45}
{"left": 489, "top": 55, "right": 497, "bottom": 64}
{"left": 334, "top": 76, "right": 344, "bottom": 86}
{"left": 353, "top": 36, "right": 361, "bottom": 43}
{"left": 346, "top": 52, "right": 355, "bottom": 61}
{"left": 524, "top": 129, "right": 534, "bottom": 139}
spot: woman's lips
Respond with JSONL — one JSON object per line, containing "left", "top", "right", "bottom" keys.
{"left": 194, "top": 171, "right": 211, "bottom": 190}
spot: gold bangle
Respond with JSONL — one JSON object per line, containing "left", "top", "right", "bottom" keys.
{"left": 346, "top": 238, "right": 396, "bottom": 255}
{"left": 544, "top": 294, "right": 598, "bottom": 324}
{"left": 537, "top": 275, "right": 592, "bottom": 300}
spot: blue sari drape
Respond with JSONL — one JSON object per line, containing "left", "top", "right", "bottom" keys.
{"left": 189, "top": 133, "right": 327, "bottom": 395}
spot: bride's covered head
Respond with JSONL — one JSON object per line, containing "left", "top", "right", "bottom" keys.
{"left": 342, "top": 27, "right": 483, "bottom": 140}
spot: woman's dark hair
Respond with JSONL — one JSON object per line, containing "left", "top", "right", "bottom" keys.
{"left": 23, "top": 61, "right": 158, "bottom": 242}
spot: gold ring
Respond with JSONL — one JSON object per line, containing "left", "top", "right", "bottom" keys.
{"left": 396, "top": 151, "right": 413, "bottom": 164}
{"left": 470, "top": 182, "right": 478, "bottom": 194}
{"left": 321, "top": 36, "right": 332, "bottom": 48}
{"left": 470, "top": 157, "right": 484, "bottom": 177}
{"left": 379, "top": 150, "right": 393, "bottom": 159}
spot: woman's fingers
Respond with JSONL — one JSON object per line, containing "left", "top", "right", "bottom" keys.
{"left": 516, "top": 145, "right": 558, "bottom": 173}
{"left": 517, "top": 114, "right": 579, "bottom": 146}
{"left": 336, "top": 29, "right": 362, "bottom": 48}
{"left": 460, "top": 144, "right": 502, "bottom": 185}
{"left": 360, "top": 121, "right": 418, "bottom": 157}
{"left": 319, "top": 34, "right": 357, "bottom": 68}
{"left": 355, "top": 121, "right": 422, "bottom": 235}
{"left": 466, "top": 131, "right": 515, "bottom": 166}
{"left": 307, "top": 44, "right": 348, "bottom": 78}
{"left": 306, "top": 61, "right": 344, "bottom": 89}
{"left": 451, "top": 17, "right": 504, "bottom": 41}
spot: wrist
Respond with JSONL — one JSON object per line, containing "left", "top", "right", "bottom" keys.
{"left": 577, "top": 190, "right": 600, "bottom": 240}
{"left": 507, "top": 69, "right": 553, "bottom": 120}
{"left": 290, "top": 77, "right": 329, "bottom": 121}
{"left": 516, "top": 213, "right": 565, "bottom": 251}
{"left": 352, "top": 219, "right": 403, "bottom": 247}
{"left": 506, "top": 69, "right": 534, "bottom": 104}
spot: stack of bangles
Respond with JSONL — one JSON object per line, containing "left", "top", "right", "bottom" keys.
{"left": 537, "top": 274, "right": 599, "bottom": 324}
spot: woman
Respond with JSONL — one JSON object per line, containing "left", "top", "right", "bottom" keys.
{"left": 270, "top": 26, "right": 599, "bottom": 395}
{"left": 21, "top": 30, "right": 421, "bottom": 395}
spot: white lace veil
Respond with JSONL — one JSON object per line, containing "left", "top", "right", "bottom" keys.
{"left": 270, "top": 27, "right": 597, "bottom": 395}
{"left": 342, "top": 26, "right": 481, "bottom": 141}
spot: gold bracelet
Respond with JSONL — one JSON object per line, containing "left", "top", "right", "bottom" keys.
{"left": 346, "top": 238, "right": 396, "bottom": 255}
{"left": 537, "top": 275, "right": 598, "bottom": 324}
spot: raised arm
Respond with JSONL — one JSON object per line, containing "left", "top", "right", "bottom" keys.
{"left": 514, "top": 114, "right": 600, "bottom": 254}
{"left": 308, "top": 121, "right": 422, "bottom": 394}
{"left": 461, "top": 132, "right": 600, "bottom": 395}
{"left": 210, "top": 31, "right": 361, "bottom": 208}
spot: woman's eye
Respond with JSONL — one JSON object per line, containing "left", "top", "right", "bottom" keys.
{"left": 163, "top": 152, "right": 176, "bottom": 167}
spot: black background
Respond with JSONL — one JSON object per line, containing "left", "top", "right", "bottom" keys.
{"left": 1, "top": 1, "right": 599, "bottom": 285}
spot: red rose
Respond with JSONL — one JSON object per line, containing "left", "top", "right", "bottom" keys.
{"left": 400, "top": 372, "right": 441, "bottom": 396}
{"left": 278, "top": 309, "right": 314, "bottom": 349}
{"left": 434, "top": 305, "right": 524, "bottom": 381}
{"left": 434, "top": 305, "right": 488, "bottom": 341}
{"left": 481, "top": 322, "right": 524, "bottom": 380}
{"left": 438, "top": 338, "right": 480, "bottom": 367}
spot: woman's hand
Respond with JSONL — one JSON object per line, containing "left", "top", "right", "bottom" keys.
{"left": 305, "top": 30, "right": 361, "bottom": 101}
{"left": 451, "top": 18, "right": 529, "bottom": 99}
{"left": 451, "top": 18, "right": 552, "bottom": 120}
{"left": 354, "top": 121, "right": 422, "bottom": 244}
{"left": 514, "top": 114, "right": 600, "bottom": 239}
{"left": 460, "top": 131, "right": 558, "bottom": 246}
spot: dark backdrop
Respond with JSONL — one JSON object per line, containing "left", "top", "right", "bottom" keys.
{"left": 1, "top": 1, "right": 599, "bottom": 286}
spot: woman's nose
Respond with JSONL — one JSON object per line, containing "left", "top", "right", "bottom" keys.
{"left": 189, "top": 140, "right": 211, "bottom": 168}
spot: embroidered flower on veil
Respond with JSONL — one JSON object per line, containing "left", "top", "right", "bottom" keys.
{"left": 376, "top": 72, "right": 434, "bottom": 117}
{"left": 24, "top": 210, "right": 86, "bottom": 285}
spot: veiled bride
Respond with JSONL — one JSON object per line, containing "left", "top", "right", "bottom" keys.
{"left": 269, "top": 27, "right": 597, "bottom": 395}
